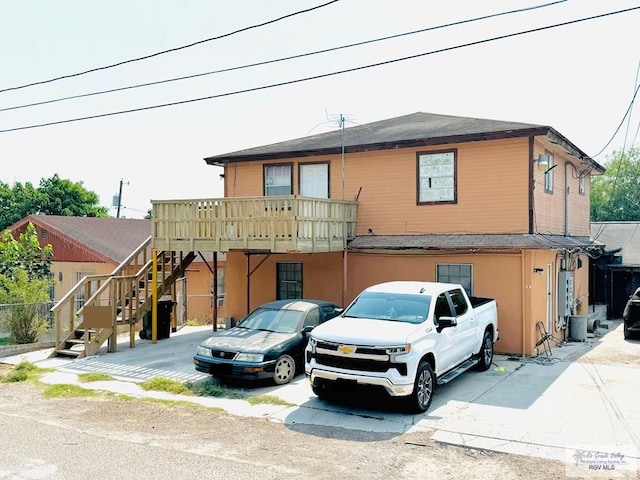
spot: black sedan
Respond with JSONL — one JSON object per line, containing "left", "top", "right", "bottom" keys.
{"left": 193, "top": 299, "right": 341, "bottom": 385}
{"left": 623, "top": 286, "right": 640, "bottom": 339}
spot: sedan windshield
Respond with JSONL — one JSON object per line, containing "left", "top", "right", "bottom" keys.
{"left": 238, "top": 307, "right": 304, "bottom": 333}
{"left": 342, "top": 292, "right": 431, "bottom": 324}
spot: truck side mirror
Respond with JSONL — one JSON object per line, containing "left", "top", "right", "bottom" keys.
{"left": 437, "top": 316, "right": 457, "bottom": 331}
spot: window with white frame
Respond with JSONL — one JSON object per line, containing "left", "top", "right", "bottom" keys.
{"left": 436, "top": 264, "right": 472, "bottom": 295}
{"left": 578, "top": 175, "right": 586, "bottom": 195}
{"left": 417, "top": 150, "right": 456, "bottom": 204}
{"left": 213, "top": 268, "right": 225, "bottom": 307}
{"left": 264, "top": 164, "right": 292, "bottom": 196}
{"left": 544, "top": 152, "right": 554, "bottom": 193}
{"left": 74, "top": 271, "right": 95, "bottom": 311}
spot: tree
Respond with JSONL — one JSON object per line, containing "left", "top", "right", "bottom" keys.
{"left": 0, "top": 174, "right": 109, "bottom": 231}
{"left": 0, "top": 223, "right": 53, "bottom": 281}
{"left": 0, "top": 224, "right": 53, "bottom": 344}
{"left": 0, "top": 181, "right": 43, "bottom": 230}
{"left": 591, "top": 147, "right": 640, "bottom": 221}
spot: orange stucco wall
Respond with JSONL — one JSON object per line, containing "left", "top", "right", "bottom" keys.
{"left": 224, "top": 251, "right": 344, "bottom": 319}
{"left": 533, "top": 139, "right": 591, "bottom": 236}
{"left": 225, "top": 138, "right": 532, "bottom": 234}
{"left": 51, "top": 261, "right": 114, "bottom": 302}
{"left": 221, "top": 248, "right": 590, "bottom": 356}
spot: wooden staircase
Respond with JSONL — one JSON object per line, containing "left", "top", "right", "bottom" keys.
{"left": 50, "top": 237, "right": 196, "bottom": 359}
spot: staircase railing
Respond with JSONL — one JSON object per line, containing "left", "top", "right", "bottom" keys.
{"left": 50, "top": 237, "right": 153, "bottom": 358}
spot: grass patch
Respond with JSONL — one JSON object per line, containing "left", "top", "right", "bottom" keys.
{"left": 0, "top": 337, "right": 10, "bottom": 346}
{"left": 77, "top": 372, "right": 114, "bottom": 383}
{"left": 139, "top": 377, "right": 193, "bottom": 395}
{"left": 247, "top": 395, "right": 294, "bottom": 407}
{"left": 185, "top": 318, "right": 207, "bottom": 327}
{"left": 185, "top": 378, "right": 246, "bottom": 399}
{"left": 43, "top": 383, "right": 97, "bottom": 398}
{"left": 0, "top": 361, "right": 50, "bottom": 383}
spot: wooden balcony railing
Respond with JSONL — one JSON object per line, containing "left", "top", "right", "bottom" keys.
{"left": 151, "top": 196, "right": 358, "bottom": 253}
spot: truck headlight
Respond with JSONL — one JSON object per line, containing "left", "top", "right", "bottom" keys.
{"left": 307, "top": 336, "right": 317, "bottom": 352}
{"left": 235, "top": 353, "right": 264, "bottom": 362}
{"left": 386, "top": 344, "right": 411, "bottom": 355}
{"left": 196, "top": 346, "right": 212, "bottom": 357}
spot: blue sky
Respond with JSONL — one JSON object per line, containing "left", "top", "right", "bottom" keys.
{"left": 1, "top": 0, "right": 639, "bottom": 218}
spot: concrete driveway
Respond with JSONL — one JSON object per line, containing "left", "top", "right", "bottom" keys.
{"left": 3, "top": 320, "right": 640, "bottom": 472}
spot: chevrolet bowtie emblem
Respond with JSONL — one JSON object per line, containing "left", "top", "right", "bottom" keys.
{"left": 338, "top": 345, "right": 355, "bottom": 354}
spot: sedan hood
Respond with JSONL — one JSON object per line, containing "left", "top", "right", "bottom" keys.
{"left": 311, "top": 316, "right": 420, "bottom": 345}
{"left": 201, "top": 328, "right": 294, "bottom": 352}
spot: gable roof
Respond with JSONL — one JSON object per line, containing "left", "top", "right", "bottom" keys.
{"left": 204, "top": 111, "right": 604, "bottom": 173}
{"left": 9, "top": 215, "right": 151, "bottom": 264}
{"left": 591, "top": 222, "right": 640, "bottom": 266}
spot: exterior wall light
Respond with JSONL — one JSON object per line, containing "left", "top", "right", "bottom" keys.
{"left": 536, "top": 154, "right": 551, "bottom": 171}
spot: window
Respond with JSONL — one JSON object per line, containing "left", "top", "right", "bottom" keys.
{"left": 449, "top": 289, "right": 469, "bottom": 316}
{"left": 299, "top": 162, "right": 329, "bottom": 198}
{"left": 437, "top": 263, "right": 472, "bottom": 296}
{"left": 578, "top": 175, "right": 586, "bottom": 195}
{"left": 417, "top": 150, "right": 456, "bottom": 204}
{"left": 434, "top": 294, "right": 452, "bottom": 325}
{"left": 74, "top": 271, "right": 95, "bottom": 311}
{"left": 277, "top": 262, "right": 302, "bottom": 300}
{"left": 212, "top": 268, "right": 225, "bottom": 308}
{"left": 264, "top": 164, "right": 292, "bottom": 196}
{"left": 302, "top": 307, "right": 320, "bottom": 329}
{"left": 544, "top": 152, "right": 554, "bottom": 193}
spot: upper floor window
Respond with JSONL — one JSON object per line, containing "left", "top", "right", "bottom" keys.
{"left": 544, "top": 152, "right": 554, "bottom": 193}
{"left": 417, "top": 150, "right": 456, "bottom": 204}
{"left": 264, "top": 164, "right": 292, "bottom": 196}
{"left": 299, "top": 162, "right": 329, "bottom": 198}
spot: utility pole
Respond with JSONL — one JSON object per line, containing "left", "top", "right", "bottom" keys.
{"left": 116, "top": 179, "right": 124, "bottom": 218}
{"left": 113, "top": 179, "right": 128, "bottom": 218}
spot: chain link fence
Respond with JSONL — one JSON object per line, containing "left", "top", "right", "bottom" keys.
{"left": 0, "top": 301, "right": 56, "bottom": 343}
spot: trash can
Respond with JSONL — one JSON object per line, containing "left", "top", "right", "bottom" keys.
{"left": 569, "top": 315, "right": 587, "bottom": 342}
{"left": 139, "top": 300, "right": 175, "bottom": 340}
{"left": 157, "top": 300, "right": 175, "bottom": 339}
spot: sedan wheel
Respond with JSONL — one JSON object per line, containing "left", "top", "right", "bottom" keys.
{"left": 273, "top": 354, "right": 295, "bottom": 385}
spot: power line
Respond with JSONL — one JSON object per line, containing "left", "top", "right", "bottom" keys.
{"left": 591, "top": 81, "right": 640, "bottom": 158}
{"left": 0, "top": 0, "right": 567, "bottom": 113}
{"left": 0, "top": 0, "right": 340, "bottom": 94}
{"left": 2, "top": 5, "right": 639, "bottom": 134}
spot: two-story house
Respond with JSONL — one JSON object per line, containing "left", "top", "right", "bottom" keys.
{"left": 150, "top": 111, "right": 604, "bottom": 357}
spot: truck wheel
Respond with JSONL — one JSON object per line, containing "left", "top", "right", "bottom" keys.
{"left": 474, "top": 330, "right": 494, "bottom": 371}
{"left": 623, "top": 323, "right": 630, "bottom": 340}
{"left": 312, "top": 380, "right": 333, "bottom": 401}
{"left": 407, "top": 362, "right": 435, "bottom": 413}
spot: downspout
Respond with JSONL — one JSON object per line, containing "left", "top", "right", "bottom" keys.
{"left": 528, "top": 137, "right": 535, "bottom": 234}
{"left": 564, "top": 162, "right": 570, "bottom": 236}
{"left": 521, "top": 251, "right": 527, "bottom": 357}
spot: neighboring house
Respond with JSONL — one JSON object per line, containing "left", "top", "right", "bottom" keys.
{"left": 7, "top": 215, "right": 227, "bottom": 324}
{"left": 590, "top": 222, "right": 640, "bottom": 318}
{"left": 151, "top": 111, "right": 605, "bottom": 356}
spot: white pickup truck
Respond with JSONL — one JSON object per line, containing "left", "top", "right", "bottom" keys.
{"left": 305, "top": 281, "right": 498, "bottom": 412}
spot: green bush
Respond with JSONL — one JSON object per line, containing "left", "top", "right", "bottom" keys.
{"left": 0, "top": 270, "right": 51, "bottom": 344}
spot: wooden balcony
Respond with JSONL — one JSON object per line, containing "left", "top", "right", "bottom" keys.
{"left": 151, "top": 196, "right": 358, "bottom": 253}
